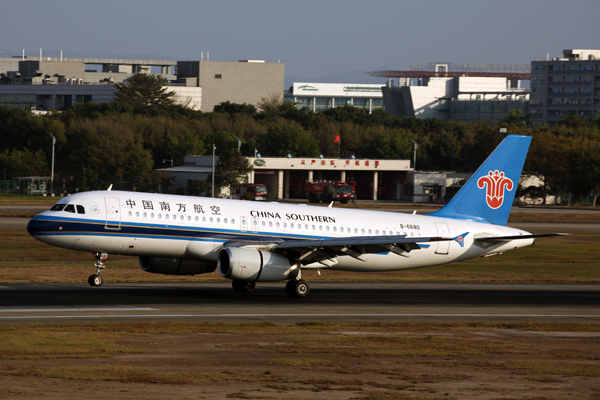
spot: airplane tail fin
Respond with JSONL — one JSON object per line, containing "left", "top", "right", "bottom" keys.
{"left": 430, "top": 134, "right": 532, "bottom": 226}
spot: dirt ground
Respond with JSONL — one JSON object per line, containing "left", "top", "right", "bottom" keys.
{"left": 0, "top": 324, "right": 599, "bottom": 400}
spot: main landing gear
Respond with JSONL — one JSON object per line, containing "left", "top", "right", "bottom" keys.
{"left": 286, "top": 279, "right": 310, "bottom": 298}
{"left": 231, "top": 279, "right": 310, "bottom": 297}
{"left": 232, "top": 280, "right": 256, "bottom": 292}
{"left": 88, "top": 252, "right": 108, "bottom": 287}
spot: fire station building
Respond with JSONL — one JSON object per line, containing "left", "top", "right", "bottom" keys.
{"left": 158, "top": 155, "right": 421, "bottom": 201}
{"left": 246, "top": 156, "right": 411, "bottom": 200}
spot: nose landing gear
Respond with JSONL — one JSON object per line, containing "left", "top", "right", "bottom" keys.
{"left": 88, "top": 252, "right": 108, "bottom": 287}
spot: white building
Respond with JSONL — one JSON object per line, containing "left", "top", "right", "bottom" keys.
{"left": 373, "top": 64, "right": 530, "bottom": 121}
{"left": 284, "top": 83, "right": 384, "bottom": 114}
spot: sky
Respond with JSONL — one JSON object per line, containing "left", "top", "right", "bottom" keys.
{"left": 1, "top": 0, "right": 599, "bottom": 84}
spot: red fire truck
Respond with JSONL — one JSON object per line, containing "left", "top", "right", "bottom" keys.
{"left": 239, "top": 183, "right": 268, "bottom": 201}
{"left": 306, "top": 180, "right": 355, "bottom": 204}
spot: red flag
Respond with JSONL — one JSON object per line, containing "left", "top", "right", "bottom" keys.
{"left": 334, "top": 135, "right": 340, "bottom": 143}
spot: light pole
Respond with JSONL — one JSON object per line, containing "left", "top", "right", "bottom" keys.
{"left": 48, "top": 133, "right": 56, "bottom": 195}
{"left": 233, "top": 135, "right": 241, "bottom": 152}
{"left": 409, "top": 139, "right": 418, "bottom": 171}
{"left": 212, "top": 143, "right": 216, "bottom": 198}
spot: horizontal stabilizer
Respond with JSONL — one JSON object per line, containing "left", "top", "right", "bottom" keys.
{"left": 474, "top": 233, "right": 568, "bottom": 242}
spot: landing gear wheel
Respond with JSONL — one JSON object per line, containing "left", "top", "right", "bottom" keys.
{"left": 89, "top": 252, "right": 108, "bottom": 287}
{"left": 285, "top": 279, "right": 310, "bottom": 298}
{"left": 88, "top": 274, "right": 103, "bottom": 287}
{"left": 232, "top": 280, "right": 256, "bottom": 292}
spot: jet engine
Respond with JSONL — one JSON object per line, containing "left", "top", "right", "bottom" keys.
{"left": 218, "top": 247, "right": 295, "bottom": 282}
{"left": 139, "top": 256, "right": 216, "bottom": 275}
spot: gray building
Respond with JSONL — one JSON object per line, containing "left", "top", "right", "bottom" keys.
{"left": 176, "top": 60, "right": 285, "bottom": 112}
{"left": 0, "top": 55, "right": 284, "bottom": 112}
{"left": 530, "top": 49, "right": 600, "bottom": 125}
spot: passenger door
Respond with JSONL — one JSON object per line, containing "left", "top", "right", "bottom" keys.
{"left": 104, "top": 197, "right": 121, "bottom": 230}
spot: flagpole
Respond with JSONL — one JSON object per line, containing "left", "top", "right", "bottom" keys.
{"left": 337, "top": 133, "right": 341, "bottom": 158}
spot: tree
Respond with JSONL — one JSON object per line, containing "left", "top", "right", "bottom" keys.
{"left": 524, "top": 130, "right": 573, "bottom": 204}
{"left": 215, "top": 148, "right": 253, "bottom": 194}
{"left": 503, "top": 110, "right": 532, "bottom": 127}
{"left": 213, "top": 101, "right": 257, "bottom": 116}
{"left": 257, "top": 93, "right": 296, "bottom": 115}
{"left": 61, "top": 117, "right": 153, "bottom": 191}
{"left": 0, "top": 149, "right": 48, "bottom": 178}
{"left": 256, "top": 121, "right": 320, "bottom": 157}
{"left": 114, "top": 74, "right": 175, "bottom": 107}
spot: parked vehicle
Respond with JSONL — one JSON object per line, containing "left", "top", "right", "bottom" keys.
{"left": 307, "top": 180, "right": 355, "bottom": 204}
{"left": 239, "top": 183, "right": 268, "bottom": 201}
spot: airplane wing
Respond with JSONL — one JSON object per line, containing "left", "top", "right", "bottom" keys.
{"left": 224, "top": 235, "right": 453, "bottom": 267}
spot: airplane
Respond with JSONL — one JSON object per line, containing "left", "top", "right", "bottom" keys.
{"left": 27, "top": 134, "right": 564, "bottom": 297}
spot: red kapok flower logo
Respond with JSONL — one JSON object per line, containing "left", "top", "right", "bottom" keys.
{"left": 477, "top": 170, "right": 514, "bottom": 209}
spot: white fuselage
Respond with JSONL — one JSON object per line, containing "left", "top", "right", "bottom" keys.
{"left": 28, "top": 190, "right": 534, "bottom": 273}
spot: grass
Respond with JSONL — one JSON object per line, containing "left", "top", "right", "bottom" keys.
{"left": 505, "top": 360, "right": 600, "bottom": 377}
{"left": 0, "top": 321, "right": 598, "bottom": 397}
{"left": 0, "top": 322, "right": 598, "bottom": 361}
{"left": 0, "top": 325, "right": 145, "bottom": 360}
{"left": 0, "top": 195, "right": 58, "bottom": 205}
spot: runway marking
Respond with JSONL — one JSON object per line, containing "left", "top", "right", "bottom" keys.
{"left": 1, "top": 313, "right": 599, "bottom": 320}
{"left": 0, "top": 307, "right": 157, "bottom": 313}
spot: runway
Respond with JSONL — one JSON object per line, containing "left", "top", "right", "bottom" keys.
{"left": 0, "top": 283, "right": 598, "bottom": 324}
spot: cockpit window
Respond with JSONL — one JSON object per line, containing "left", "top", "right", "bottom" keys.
{"left": 50, "top": 203, "right": 67, "bottom": 212}
{"left": 76, "top": 205, "right": 85, "bottom": 214}
{"left": 64, "top": 204, "right": 76, "bottom": 213}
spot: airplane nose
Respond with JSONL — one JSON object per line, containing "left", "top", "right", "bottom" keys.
{"left": 27, "top": 215, "right": 57, "bottom": 236}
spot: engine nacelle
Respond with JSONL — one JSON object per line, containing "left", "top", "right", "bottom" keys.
{"left": 139, "top": 256, "right": 216, "bottom": 275}
{"left": 218, "top": 247, "right": 294, "bottom": 282}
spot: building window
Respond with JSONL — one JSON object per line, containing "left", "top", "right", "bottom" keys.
{"left": 215, "top": 74, "right": 222, "bottom": 79}
{"left": 334, "top": 98, "right": 351, "bottom": 107}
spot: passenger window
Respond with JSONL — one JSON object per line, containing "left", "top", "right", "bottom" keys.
{"left": 76, "top": 205, "right": 85, "bottom": 214}
{"left": 64, "top": 204, "right": 76, "bottom": 213}
{"left": 50, "top": 203, "right": 67, "bottom": 211}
